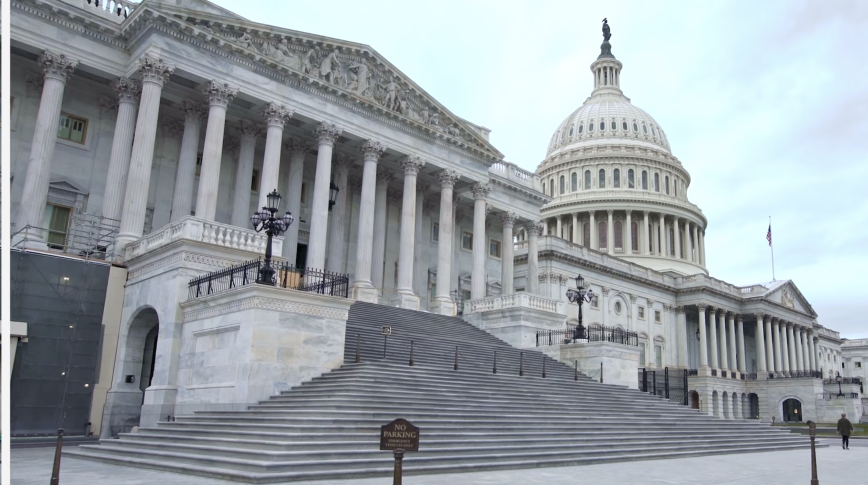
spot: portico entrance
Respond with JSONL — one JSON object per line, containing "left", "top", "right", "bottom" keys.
{"left": 782, "top": 398, "right": 803, "bottom": 422}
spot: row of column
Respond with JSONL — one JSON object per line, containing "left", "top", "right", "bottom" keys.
{"left": 541, "top": 210, "right": 705, "bottom": 266}
{"left": 694, "top": 304, "right": 817, "bottom": 374}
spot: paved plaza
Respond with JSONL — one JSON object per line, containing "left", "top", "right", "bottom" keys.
{"left": 11, "top": 439, "right": 868, "bottom": 485}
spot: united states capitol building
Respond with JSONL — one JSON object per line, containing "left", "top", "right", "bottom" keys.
{"left": 7, "top": 0, "right": 864, "bottom": 473}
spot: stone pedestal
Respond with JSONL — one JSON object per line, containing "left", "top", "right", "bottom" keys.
{"left": 391, "top": 292, "right": 421, "bottom": 311}
{"left": 540, "top": 341, "right": 641, "bottom": 389}
{"left": 463, "top": 294, "right": 566, "bottom": 349}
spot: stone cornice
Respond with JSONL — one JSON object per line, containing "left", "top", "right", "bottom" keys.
{"left": 14, "top": 0, "right": 126, "bottom": 49}
{"left": 488, "top": 175, "right": 549, "bottom": 203}
{"left": 541, "top": 196, "right": 707, "bottom": 227}
{"left": 180, "top": 284, "right": 353, "bottom": 323}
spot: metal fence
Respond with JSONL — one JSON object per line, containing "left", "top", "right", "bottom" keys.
{"left": 768, "top": 371, "right": 823, "bottom": 379}
{"left": 639, "top": 367, "right": 689, "bottom": 406}
{"left": 536, "top": 325, "right": 638, "bottom": 347}
{"left": 187, "top": 258, "right": 349, "bottom": 299}
{"left": 823, "top": 377, "right": 862, "bottom": 385}
{"left": 817, "top": 392, "right": 861, "bottom": 400}
{"left": 11, "top": 213, "right": 120, "bottom": 261}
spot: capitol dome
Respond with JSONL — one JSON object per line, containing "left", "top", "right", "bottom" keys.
{"left": 533, "top": 29, "right": 709, "bottom": 276}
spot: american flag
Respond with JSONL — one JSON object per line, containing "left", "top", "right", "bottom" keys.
{"left": 766, "top": 225, "right": 772, "bottom": 247}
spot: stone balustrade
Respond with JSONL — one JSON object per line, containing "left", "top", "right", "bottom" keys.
{"left": 544, "top": 189, "right": 704, "bottom": 216}
{"left": 71, "top": 0, "right": 136, "bottom": 21}
{"left": 123, "top": 216, "right": 283, "bottom": 261}
{"left": 465, "top": 293, "right": 565, "bottom": 315}
{"left": 489, "top": 161, "right": 541, "bottom": 192}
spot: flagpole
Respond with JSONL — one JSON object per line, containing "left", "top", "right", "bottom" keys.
{"left": 769, "top": 216, "right": 775, "bottom": 282}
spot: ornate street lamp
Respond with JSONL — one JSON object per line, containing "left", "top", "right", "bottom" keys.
{"left": 836, "top": 371, "right": 844, "bottom": 397}
{"left": 328, "top": 182, "right": 340, "bottom": 211}
{"left": 565, "top": 274, "right": 595, "bottom": 341}
{"left": 251, "top": 189, "right": 294, "bottom": 285}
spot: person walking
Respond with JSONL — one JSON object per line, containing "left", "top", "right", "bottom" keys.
{"left": 837, "top": 413, "right": 854, "bottom": 449}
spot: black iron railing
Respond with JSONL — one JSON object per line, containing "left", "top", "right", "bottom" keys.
{"left": 823, "top": 377, "right": 861, "bottom": 385}
{"left": 767, "top": 371, "right": 822, "bottom": 379}
{"left": 535, "top": 325, "right": 638, "bottom": 347}
{"left": 687, "top": 369, "right": 698, "bottom": 376}
{"left": 743, "top": 373, "right": 758, "bottom": 380}
{"left": 187, "top": 258, "right": 349, "bottom": 299}
{"left": 711, "top": 369, "right": 717, "bottom": 377}
{"left": 817, "top": 392, "right": 860, "bottom": 400}
{"left": 639, "top": 368, "right": 689, "bottom": 406}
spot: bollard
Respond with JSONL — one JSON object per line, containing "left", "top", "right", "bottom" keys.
{"left": 355, "top": 334, "right": 360, "bottom": 363}
{"left": 575, "top": 360, "right": 578, "bottom": 381}
{"left": 50, "top": 428, "right": 64, "bottom": 485}
{"left": 409, "top": 340, "right": 414, "bottom": 366}
{"left": 807, "top": 420, "right": 819, "bottom": 485}
{"left": 453, "top": 346, "right": 459, "bottom": 371}
{"left": 392, "top": 448, "right": 405, "bottom": 485}
{"left": 519, "top": 352, "right": 524, "bottom": 376}
{"left": 542, "top": 356, "right": 546, "bottom": 378}
{"left": 600, "top": 362, "right": 603, "bottom": 384}
{"left": 493, "top": 351, "right": 497, "bottom": 374}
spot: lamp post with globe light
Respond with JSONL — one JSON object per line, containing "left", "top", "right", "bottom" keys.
{"left": 836, "top": 372, "right": 844, "bottom": 397}
{"left": 251, "top": 189, "right": 294, "bottom": 285}
{"left": 565, "top": 274, "right": 595, "bottom": 341}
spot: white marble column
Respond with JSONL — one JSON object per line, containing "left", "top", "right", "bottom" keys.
{"left": 642, "top": 211, "right": 650, "bottom": 256}
{"left": 526, "top": 221, "right": 541, "bottom": 295}
{"left": 431, "top": 170, "right": 460, "bottom": 314}
{"left": 808, "top": 332, "right": 817, "bottom": 372}
{"left": 572, "top": 213, "right": 579, "bottom": 244}
{"left": 764, "top": 315, "right": 775, "bottom": 372}
{"left": 726, "top": 312, "right": 736, "bottom": 372}
{"left": 699, "top": 230, "right": 706, "bottom": 266}
{"left": 674, "top": 218, "right": 682, "bottom": 260}
{"left": 326, "top": 154, "right": 354, "bottom": 274}
{"left": 258, "top": 103, "right": 292, "bottom": 208}
{"left": 413, "top": 187, "right": 427, "bottom": 298}
{"left": 787, "top": 323, "right": 798, "bottom": 372}
{"left": 116, "top": 57, "right": 174, "bottom": 252}
{"left": 779, "top": 320, "right": 790, "bottom": 372}
{"left": 736, "top": 316, "right": 746, "bottom": 373}
{"left": 15, "top": 51, "right": 78, "bottom": 246}
{"left": 625, "top": 210, "right": 633, "bottom": 253}
{"left": 556, "top": 215, "right": 562, "bottom": 239}
{"left": 797, "top": 327, "right": 806, "bottom": 372}
{"left": 471, "top": 183, "right": 491, "bottom": 300}
{"left": 370, "top": 167, "right": 394, "bottom": 291}
{"left": 607, "top": 210, "right": 614, "bottom": 254}
{"left": 698, "top": 304, "right": 709, "bottom": 369}
{"left": 171, "top": 102, "right": 207, "bottom": 223}
{"left": 281, "top": 139, "right": 309, "bottom": 263}
{"left": 194, "top": 80, "right": 237, "bottom": 222}
{"left": 658, "top": 213, "right": 666, "bottom": 257}
{"left": 709, "top": 307, "right": 719, "bottom": 369}
{"left": 393, "top": 156, "right": 426, "bottom": 309}
{"left": 102, "top": 78, "right": 140, "bottom": 223}
{"left": 350, "top": 140, "right": 385, "bottom": 302}
{"left": 691, "top": 223, "right": 699, "bottom": 262}
{"left": 501, "top": 212, "right": 518, "bottom": 295}
{"left": 676, "top": 306, "right": 687, "bottom": 367}
{"left": 717, "top": 310, "right": 729, "bottom": 371}
{"left": 589, "top": 211, "right": 597, "bottom": 249}
{"left": 306, "top": 122, "right": 342, "bottom": 271}
{"left": 772, "top": 318, "right": 783, "bottom": 372}
{"left": 755, "top": 315, "right": 767, "bottom": 373}
{"left": 228, "top": 121, "right": 260, "bottom": 226}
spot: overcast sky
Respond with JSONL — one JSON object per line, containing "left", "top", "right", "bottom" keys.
{"left": 212, "top": 0, "right": 868, "bottom": 338}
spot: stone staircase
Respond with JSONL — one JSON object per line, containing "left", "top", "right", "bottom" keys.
{"left": 66, "top": 302, "right": 810, "bottom": 483}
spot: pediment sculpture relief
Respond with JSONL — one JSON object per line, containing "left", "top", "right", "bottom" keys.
{"left": 781, "top": 288, "right": 795, "bottom": 309}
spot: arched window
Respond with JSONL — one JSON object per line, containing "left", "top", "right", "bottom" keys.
{"left": 631, "top": 221, "right": 639, "bottom": 251}
{"left": 622, "top": 121, "right": 628, "bottom": 131}
{"left": 654, "top": 173, "right": 660, "bottom": 192}
{"left": 560, "top": 175, "right": 565, "bottom": 195}
{"left": 578, "top": 123, "right": 584, "bottom": 134}
{"left": 571, "top": 172, "right": 577, "bottom": 192}
{"left": 582, "top": 222, "right": 590, "bottom": 247}
{"left": 598, "top": 169, "right": 606, "bottom": 188}
{"left": 674, "top": 179, "right": 678, "bottom": 197}
{"left": 589, "top": 121, "right": 595, "bottom": 133}
{"left": 628, "top": 169, "right": 635, "bottom": 188}
{"left": 642, "top": 171, "right": 648, "bottom": 190}
{"left": 598, "top": 221, "right": 607, "bottom": 250}
{"left": 613, "top": 169, "right": 621, "bottom": 188}
{"left": 600, "top": 120, "right": 606, "bottom": 131}
{"left": 633, "top": 122, "right": 639, "bottom": 132}
{"left": 642, "top": 123, "right": 648, "bottom": 134}
{"left": 611, "top": 120, "right": 617, "bottom": 130}
{"left": 584, "top": 170, "right": 591, "bottom": 190}
{"left": 614, "top": 221, "right": 623, "bottom": 250}
{"left": 569, "top": 126, "right": 574, "bottom": 137}
{"left": 652, "top": 126, "right": 658, "bottom": 138}
{"left": 665, "top": 176, "right": 670, "bottom": 194}
{"left": 550, "top": 179, "right": 554, "bottom": 195}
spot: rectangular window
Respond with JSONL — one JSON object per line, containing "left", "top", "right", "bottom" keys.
{"left": 432, "top": 222, "right": 439, "bottom": 242}
{"left": 43, "top": 203, "right": 72, "bottom": 249}
{"left": 628, "top": 169, "right": 635, "bottom": 188}
{"left": 462, "top": 290, "right": 471, "bottom": 300}
{"left": 462, "top": 231, "right": 473, "bottom": 251}
{"left": 655, "top": 310, "right": 661, "bottom": 323}
{"left": 591, "top": 296, "right": 599, "bottom": 309}
{"left": 195, "top": 154, "right": 203, "bottom": 176}
{"left": 489, "top": 239, "right": 501, "bottom": 258}
{"left": 856, "top": 362, "right": 862, "bottom": 368}
{"left": 251, "top": 169, "right": 260, "bottom": 191}
{"left": 638, "top": 306, "right": 645, "bottom": 319}
{"left": 655, "top": 345, "right": 662, "bottom": 368}
{"left": 639, "top": 343, "right": 646, "bottom": 366}
{"left": 57, "top": 113, "right": 87, "bottom": 144}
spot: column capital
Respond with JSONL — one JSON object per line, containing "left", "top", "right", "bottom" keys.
{"left": 438, "top": 169, "right": 460, "bottom": 188}
{"left": 113, "top": 77, "right": 141, "bottom": 104}
{"left": 360, "top": 139, "right": 386, "bottom": 160}
{"left": 181, "top": 100, "right": 207, "bottom": 124}
{"left": 236, "top": 119, "right": 263, "bottom": 141}
{"left": 376, "top": 166, "right": 396, "bottom": 184}
{"left": 286, "top": 137, "right": 312, "bottom": 156}
{"left": 262, "top": 102, "right": 293, "bottom": 128}
{"left": 500, "top": 212, "right": 519, "bottom": 228}
{"left": 602, "top": 287, "right": 611, "bottom": 296}
{"left": 755, "top": 312, "right": 766, "bottom": 320}
{"left": 647, "top": 298, "right": 655, "bottom": 307}
{"left": 736, "top": 314, "right": 744, "bottom": 323}
{"left": 606, "top": 209, "right": 614, "bottom": 216}
{"left": 472, "top": 182, "right": 491, "bottom": 200}
{"left": 625, "top": 209, "right": 632, "bottom": 216}
{"left": 138, "top": 56, "right": 175, "bottom": 87}
{"left": 697, "top": 303, "right": 708, "bottom": 311}
{"left": 675, "top": 306, "right": 685, "bottom": 314}
{"left": 643, "top": 210, "right": 650, "bottom": 217}
{"left": 333, "top": 153, "right": 355, "bottom": 171}
{"left": 40, "top": 51, "right": 78, "bottom": 83}
{"left": 524, "top": 220, "right": 542, "bottom": 236}
{"left": 202, "top": 80, "right": 238, "bottom": 107}
{"left": 316, "top": 122, "right": 342, "bottom": 146}
{"left": 400, "top": 155, "right": 425, "bottom": 175}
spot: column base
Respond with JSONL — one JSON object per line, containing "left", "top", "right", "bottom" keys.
{"left": 698, "top": 366, "right": 712, "bottom": 377}
{"left": 429, "top": 297, "right": 455, "bottom": 316}
{"left": 351, "top": 282, "right": 379, "bottom": 303}
{"left": 391, "top": 291, "right": 420, "bottom": 311}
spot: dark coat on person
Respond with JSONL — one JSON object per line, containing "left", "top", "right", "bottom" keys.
{"left": 837, "top": 417, "right": 854, "bottom": 436}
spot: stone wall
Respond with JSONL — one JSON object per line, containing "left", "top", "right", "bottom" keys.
{"left": 540, "top": 341, "right": 640, "bottom": 389}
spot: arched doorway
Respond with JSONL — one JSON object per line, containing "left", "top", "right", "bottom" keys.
{"left": 782, "top": 398, "right": 803, "bottom": 422}
{"left": 748, "top": 393, "right": 760, "bottom": 419}
{"left": 139, "top": 325, "right": 159, "bottom": 402}
{"left": 689, "top": 391, "right": 700, "bottom": 410}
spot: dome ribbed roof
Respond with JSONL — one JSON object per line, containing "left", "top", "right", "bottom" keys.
{"left": 545, "top": 99, "right": 671, "bottom": 158}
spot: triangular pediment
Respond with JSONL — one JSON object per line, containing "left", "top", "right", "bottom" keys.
{"left": 137, "top": 3, "right": 503, "bottom": 162}
{"left": 763, "top": 280, "right": 815, "bottom": 316}
{"left": 49, "top": 179, "right": 87, "bottom": 195}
